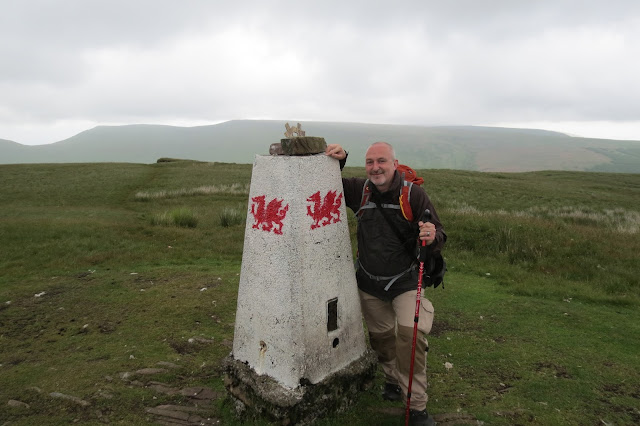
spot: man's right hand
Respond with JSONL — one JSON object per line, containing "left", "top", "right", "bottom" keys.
{"left": 325, "top": 144, "right": 347, "bottom": 160}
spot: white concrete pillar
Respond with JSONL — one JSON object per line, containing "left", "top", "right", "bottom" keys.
{"left": 231, "top": 153, "right": 368, "bottom": 389}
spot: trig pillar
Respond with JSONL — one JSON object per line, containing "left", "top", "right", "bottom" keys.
{"left": 224, "top": 132, "right": 376, "bottom": 424}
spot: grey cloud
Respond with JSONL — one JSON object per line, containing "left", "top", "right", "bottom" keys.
{"left": 1, "top": 0, "right": 640, "bottom": 143}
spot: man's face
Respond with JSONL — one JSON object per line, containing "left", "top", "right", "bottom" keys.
{"left": 365, "top": 143, "right": 398, "bottom": 192}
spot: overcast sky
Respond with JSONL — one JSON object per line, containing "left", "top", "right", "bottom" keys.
{"left": 2, "top": 0, "right": 639, "bottom": 145}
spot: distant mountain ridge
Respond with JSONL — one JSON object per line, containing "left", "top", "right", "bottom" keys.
{"left": 2, "top": 120, "right": 640, "bottom": 173}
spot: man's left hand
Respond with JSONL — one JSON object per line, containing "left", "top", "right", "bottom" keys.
{"left": 418, "top": 221, "right": 436, "bottom": 245}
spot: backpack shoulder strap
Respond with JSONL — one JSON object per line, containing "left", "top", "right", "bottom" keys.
{"left": 399, "top": 180, "right": 414, "bottom": 221}
{"left": 358, "top": 178, "right": 414, "bottom": 220}
{"left": 356, "top": 179, "right": 372, "bottom": 217}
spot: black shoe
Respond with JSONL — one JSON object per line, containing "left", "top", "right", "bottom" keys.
{"left": 381, "top": 383, "right": 402, "bottom": 401}
{"left": 408, "top": 409, "right": 436, "bottom": 426}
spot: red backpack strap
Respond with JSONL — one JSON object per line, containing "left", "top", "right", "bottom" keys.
{"left": 357, "top": 179, "right": 372, "bottom": 217}
{"left": 399, "top": 180, "right": 414, "bottom": 221}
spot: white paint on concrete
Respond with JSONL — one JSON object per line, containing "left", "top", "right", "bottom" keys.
{"left": 232, "top": 153, "right": 367, "bottom": 389}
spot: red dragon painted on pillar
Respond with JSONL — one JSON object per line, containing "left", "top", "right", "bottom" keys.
{"left": 250, "top": 195, "right": 289, "bottom": 235}
{"left": 306, "top": 190, "right": 343, "bottom": 230}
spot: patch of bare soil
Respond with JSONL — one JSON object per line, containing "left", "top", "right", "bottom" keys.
{"left": 374, "top": 406, "right": 482, "bottom": 425}
{"left": 533, "top": 361, "right": 572, "bottom": 379}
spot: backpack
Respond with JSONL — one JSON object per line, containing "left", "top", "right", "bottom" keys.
{"left": 356, "top": 164, "right": 447, "bottom": 288}
{"left": 357, "top": 164, "right": 423, "bottom": 221}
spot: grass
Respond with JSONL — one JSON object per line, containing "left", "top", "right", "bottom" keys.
{"left": 151, "top": 207, "right": 199, "bottom": 228}
{"left": 218, "top": 207, "right": 246, "bottom": 228}
{"left": 135, "top": 183, "right": 250, "bottom": 201}
{"left": 1, "top": 160, "right": 639, "bottom": 425}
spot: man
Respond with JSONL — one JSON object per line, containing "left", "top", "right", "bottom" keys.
{"left": 326, "top": 142, "right": 446, "bottom": 426}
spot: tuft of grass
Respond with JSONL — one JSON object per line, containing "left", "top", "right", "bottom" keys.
{"left": 151, "top": 208, "right": 198, "bottom": 228}
{"left": 448, "top": 201, "right": 640, "bottom": 235}
{"left": 135, "top": 183, "right": 250, "bottom": 201}
{"left": 218, "top": 207, "right": 246, "bottom": 228}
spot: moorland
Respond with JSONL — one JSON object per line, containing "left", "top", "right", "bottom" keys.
{"left": 1, "top": 160, "right": 639, "bottom": 425}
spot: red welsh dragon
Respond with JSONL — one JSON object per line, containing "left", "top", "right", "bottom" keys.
{"left": 250, "top": 195, "right": 289, "bottom": 235}
{"left": 306, "top": 190, "right": 343, "bottom": 230}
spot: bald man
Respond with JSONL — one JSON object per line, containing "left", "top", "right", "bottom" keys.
{"left": 327, "top": 142, "right": 446, "bottom": 426}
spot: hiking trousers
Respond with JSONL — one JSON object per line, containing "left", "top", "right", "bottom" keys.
{"left": 359, "top": 289, "right": 434, "bottom": 411}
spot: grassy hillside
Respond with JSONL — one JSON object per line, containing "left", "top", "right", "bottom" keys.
{"left": 3, "top": 120, "right": 640, "bottom": 173}
{"left": 1, "top": 161, "right": 639, "bottom": 425}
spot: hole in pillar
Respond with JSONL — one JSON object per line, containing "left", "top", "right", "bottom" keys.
{"left": 327, "top": 298, "right": 338, "bottom": 332}
{"left": 299, "top": 377, "right": 311, "bottom": 386}
{"left": 332, "top": 338, "right": 339, "bottom": 348}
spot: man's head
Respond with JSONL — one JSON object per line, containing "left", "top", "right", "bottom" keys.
{"left": 365, "top": 142, "right": 398, "bottom": 192}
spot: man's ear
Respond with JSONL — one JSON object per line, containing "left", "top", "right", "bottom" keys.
{"left": 393, "top": 159, "right": 399, "bottom": 169}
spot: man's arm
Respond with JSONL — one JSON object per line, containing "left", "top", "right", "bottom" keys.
{"left": 412, "top": 186, "right": 446, "bottom": 251}
{"left": 326, "top": 144, "right": 365, "bottom": 211}
{"left": 326, "top": 143, "right": 348, "bottom": 170}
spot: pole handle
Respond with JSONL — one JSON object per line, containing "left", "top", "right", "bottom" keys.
{"left": 419, "top": 209, "right": 431, "bottom": 259}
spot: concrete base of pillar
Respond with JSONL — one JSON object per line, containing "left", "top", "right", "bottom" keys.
{"left": 223, "top": 349, "right": 378, "bottom": 425}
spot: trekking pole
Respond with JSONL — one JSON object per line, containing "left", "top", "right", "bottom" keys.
{"left": 405, "top": 209, "right": 431, "bottom": 426}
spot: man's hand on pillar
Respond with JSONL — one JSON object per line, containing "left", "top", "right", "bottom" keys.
{"left": 326, "top": 144, "right": 347, "bottom": 160}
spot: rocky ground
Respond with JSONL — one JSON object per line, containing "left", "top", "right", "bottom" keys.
{"left": 6, "top": 357, "right": 481, "bottom": 425}
{"left": 5, "top": 360, "right": 222, "bottom": 426}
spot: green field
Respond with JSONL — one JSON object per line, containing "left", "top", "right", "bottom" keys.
{"left": 1, "top": 161, "right": 639, "bottom": 425}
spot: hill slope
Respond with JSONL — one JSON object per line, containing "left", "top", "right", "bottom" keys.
{"left": 2, "top": 120, "right": 640, "bottom": 172}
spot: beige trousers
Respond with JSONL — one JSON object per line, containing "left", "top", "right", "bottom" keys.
{"left": 359, "top": 289, "right": 434, "bottom": 411}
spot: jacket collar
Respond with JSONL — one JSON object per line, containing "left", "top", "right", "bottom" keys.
{"left": 370, "top": 171, "right": 402, "bottom": 196}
